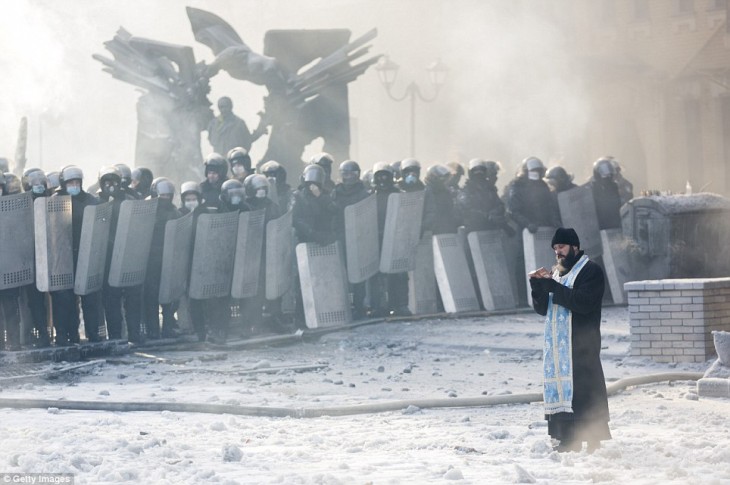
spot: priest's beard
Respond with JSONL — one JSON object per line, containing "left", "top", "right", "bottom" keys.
{"left": 554, "top": 247, "right": 580, "bottom": 275}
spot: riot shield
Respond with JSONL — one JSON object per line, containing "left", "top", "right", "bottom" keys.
{"left": 523, "top": 226, "right": 556, "bottom": 306}
{"left": 408, "top": 232, "right": 437, "bottom": 315}
{"left": 558, "top": 186, "right": 601, "bottom": 259}
{"left": 74, "top": 202, "right": 113, "bottom": 295}
{"left": 0, "top": 192, "right": 35, "bottom": 290}
{"left": 296, "top": 241, "right": 351, "bottom": 328}
{"left": 265, "top": 210, "right": 293, "bottom": 300}
{"left": 34, "top": 196, "right": 74, "bottom": 292}
{"left": 601, "top": 228, "right": 631, "bottom": 304}
{"left": 107, "top": 199, "right": 158, "bottom": 287}
{"left": 231, "top": 209, "right": 266, "bottom": 299}
{"left": 188, "top": 211, "right": 238, "bottom": 299}
{"left": 433, "top": 233, "right": 480, "bottom": 313}
{"left": 467, "top": 230, "right": 517, "bottom": 311}
{"left": 379, "top": 191, "right": 425, "bottom": 273}
{"left": 344, "top": 194, "right": 379, "bottom": 283}
{"left": 158, "top": 211, "right": 194, "bottom": 304}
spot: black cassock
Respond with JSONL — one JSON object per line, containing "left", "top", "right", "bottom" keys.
{"left": 530, "top": 254, "right": 612, "bottom": 444}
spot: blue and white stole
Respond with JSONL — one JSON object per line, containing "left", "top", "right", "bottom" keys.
{"left": 543, "top": 254, "right": 590, "bottom": 415}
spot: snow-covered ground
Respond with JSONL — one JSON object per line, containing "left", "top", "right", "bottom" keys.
{"left": 1, "top": 306, "right": 729, "bottom": 484}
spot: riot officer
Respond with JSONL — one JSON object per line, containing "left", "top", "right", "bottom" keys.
{"left": 240, "top": 174, "right": 284, "bottom": 334}
{"left": 291, "top": 164, "right": 338, "bottom": 327}
{"left": 143, "top": 178, "right": 181, "bottom": 339}
{"left": 457, "top": 159, "right": 511, "bottom": 234}
{"left": 46, "top": 171, "right": 61, "bottom": 193}
{"left": 361, "top": 169, "right": 374, "bottom": 191}
{"left": 130, "top": 167, "right": 154, "bottom": 199}
{"left": 544, "top": 166, "right": 578, "bottom": 194}
{"left": 179, "top": 181, "right": 202, "bottom": 216}
{"left": 228, "top": 147, "right": 253, "bottom": 182}
{"left": 423, "top": 164, "right": 460, "bottom": 235}
{"left": 0, "top": 172, "right": 22, "bottom": 350}
{"left": 200, "top": 153, "right": 229, "bottom": 209}
{"left": 115, "top": 163, "right": 141, "bottom": 199}
{"left": 398, "top": 158, "right": 425, "bottom": 192}
{"left": 370, "top": 162, "right": 410, "bottom": 317}
{"left": 50, "top": 165, "right": 104, "bottom": 345}
{"left": 98, "top": 166, "right": 144, "bottom": 343}
{"left": 445, "top": 161, "right": 465, "bottom": 195}
{"left": 292, "top": 165, "right": 337, "bottom": 245}
{"left": 261, "top": 160, "right": 292, "bottom": 212}
{"left": 331, "top": 160, "right": 370, "bottom": 319}
{"left": 504, "top": 156, "right": 560, "bottom": 233}
{"left": 219, "top": 179, "right": 250, "bottom": 213}
{"left": 23, "top": 170, "right": 51, "bottom": 346}
{"left": 589, "top": 157, "right": 623, "bottom": 230}
{"left": 310, "top": 152, "right": 336, "bottom": 193}
{"left": 503, "top": 156, "right": 560, "bottom": 307}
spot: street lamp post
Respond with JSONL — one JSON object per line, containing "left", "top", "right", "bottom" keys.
{"left": 375, "top": 56, "right": 448, "bottom": 158}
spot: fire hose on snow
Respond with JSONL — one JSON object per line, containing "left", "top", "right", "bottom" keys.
{"left": 0, "top": 372, "right": 703, "bottom": 418}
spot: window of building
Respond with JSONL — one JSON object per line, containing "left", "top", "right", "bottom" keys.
{"left": 633, "top": 0, "right": 650, "bottom": 22}
{"left": 708, "top": 0, "right": 727, "bottom": 11}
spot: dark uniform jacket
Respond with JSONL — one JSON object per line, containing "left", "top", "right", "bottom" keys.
{"left": 529, "top": 254, "right": 611, "bottom": 442}
{"left": 588, "top": 179, "right": 622, "bottom": 230}
{"left": 505, "top": 176, "right": 561, "bottom": 230}
{"left": 291, "top": 186, "right": 338, "bottom": 245}
{"left": 423, "top": 182, "right": 460, "bottom": 235}
{"left": 457, "top": 179, "right": 507, "bottom": 233}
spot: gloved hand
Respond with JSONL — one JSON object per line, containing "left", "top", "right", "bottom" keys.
{"left": 527, "top": 223, "right": 538, "bottom": 234}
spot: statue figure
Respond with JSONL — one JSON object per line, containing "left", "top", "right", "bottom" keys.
{"left": 94, "top": 7, "right": 380, "bottom": 181}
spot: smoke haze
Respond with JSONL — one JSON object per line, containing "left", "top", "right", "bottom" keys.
{"left": 1, "top": 0, "right": 590, "bottom": 189}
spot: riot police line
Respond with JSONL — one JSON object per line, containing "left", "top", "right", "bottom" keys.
{"left": 0, "top": 151, "right": 635, "bottom": 351}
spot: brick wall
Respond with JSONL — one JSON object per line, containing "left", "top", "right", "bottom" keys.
{"left": 625, "top": 278, "right": 730, "bottom": 363}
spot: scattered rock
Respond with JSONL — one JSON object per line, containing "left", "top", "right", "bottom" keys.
{"left": 443, "top": 466, "right": 464, "bottom": 480}
{"left": 402, "top": 405, "right": 421, "bottom": 415}
{"left": 99, "top": 390, "right": 110, "bottom": 396}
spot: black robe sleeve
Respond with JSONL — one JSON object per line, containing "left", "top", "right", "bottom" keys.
{"left": 541, "top": 262, "right": 605, "bottom": 315}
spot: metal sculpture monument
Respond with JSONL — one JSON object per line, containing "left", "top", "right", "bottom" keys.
{"left": 94, "top": 7, "right": 380, "bottom": 181}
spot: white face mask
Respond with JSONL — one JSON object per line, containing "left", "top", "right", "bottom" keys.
{"left": 232, "top": 165, "right": 246, "bottom": 176}
{"left": 255, "top": 188, "right": 267, "bottom": 199}
{"left": 184, "top": 200, "right": 199, "bottom": 211}
{"left": 527, "top": 171, "right": 541, "bottom": 181}
{"left": 230, "top": 195, "right": 242, "bottom": 206}
{"left": 32, "top": 185, "right": 46, "bottom": 195}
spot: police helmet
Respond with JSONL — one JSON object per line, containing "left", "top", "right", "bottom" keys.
{"left": 310, "top": 152, "right": 335, "bottom": 169}
{"left": 114, "top": 164, "right": 132, "bottom": 187}
{"left": 446, "top": 161, "right": 465, "bottom": 178}
{"left": 593, "top": 157, "right": 616, "bottom": 180}
{"left": 46, "top": 171, "right": 61, "bottom": 190}
{"left": 220, "top": 179, "right": 246, "bottom": 204}
{"left": 260, "top": 160, "right": 282, "bottom": 178}
{"left": 0, "top": 172, "right": 6, "bottom": 191}
{"left": 4, "top": 173, "right": 21, "bottom": 195}
{"left": 401, "top": 158, "right": 421, "bottom": 175}
{"left": 0, "top": 158, "right": 9, "bottom": 173}
{"left": 243, "top": 174, "right": 270, "bottom": 198}
{"left": 545, "top": 166, "right": 573, "bottom": 188}
{"left": 425, "top": 164, "right": 451, "bottom": 185}
{"left": 99, "top": 166, "right": 122, "bottom": 185}
{"left": 302, "top": 164, "right": 326, "bottom": 187}
{"left": 27, "top": 170, "right": 48, "bottom": 193}
{"left": 22, "top": 167, "right": 44, "bottom": 192}
{"left": 204, "top": 153, "right": 229, "bottom": 178}
{"left": 180, "top": 181, "right": 202, "bottom": 203}
{"left": 339, "top": 160, "right": 361, "bottom": 185}
{"left": 227, "top": 147, "right": 251, "bottom": 171}
{"left": 372, "top": 162, "right": 394, "bottom": 187}
{"left": 524, "top": 156, "right": 545, "bottom": 173}
{"left": 60, "top": 165, "right": 84, "bottom": 184}
{"left": 150, "top": 177, "right": 176, "bottom": 198}
{"left": 131, "top": 167, "right": 153, "bottom": 190}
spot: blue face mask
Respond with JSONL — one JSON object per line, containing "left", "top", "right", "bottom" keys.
{"left": 405, "top": 174, "right": 417, "bottom": 185}
{"left": 67, "top": 186, "right": 81, "bottom": 196}
{"left": 32, "top": 185, "right": 46, "bottom": 195}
